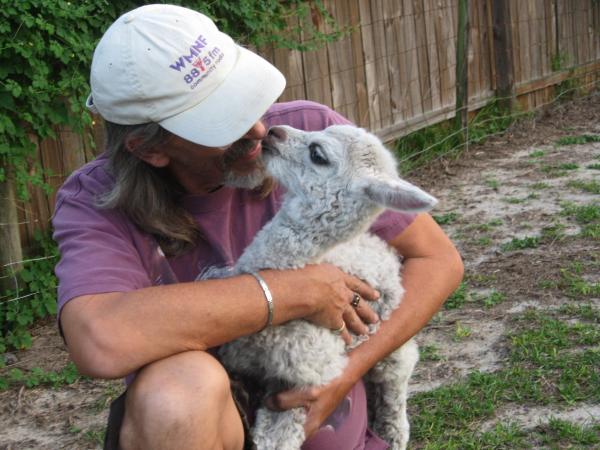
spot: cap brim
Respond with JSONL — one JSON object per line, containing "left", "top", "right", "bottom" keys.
{"left": 159, "top": 46, "right": 286, "bottom": 147}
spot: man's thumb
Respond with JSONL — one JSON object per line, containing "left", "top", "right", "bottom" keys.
{"left": 264, "top": 389, "right": 306, "bottom": 411}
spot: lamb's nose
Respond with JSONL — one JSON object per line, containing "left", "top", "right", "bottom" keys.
{"left": 267, "top": 126, "right": 287, "bottom": 141}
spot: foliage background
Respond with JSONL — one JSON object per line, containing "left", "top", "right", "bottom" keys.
{"left": 0, "top": 0, "right": 339, "bottom": 355}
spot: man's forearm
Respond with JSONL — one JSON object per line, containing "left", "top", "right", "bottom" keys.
{"left": 61, "top": 270, "right": 314, "bottom": 379}
{"left": 342, "top": 248, "right": 463, "bottom": 386}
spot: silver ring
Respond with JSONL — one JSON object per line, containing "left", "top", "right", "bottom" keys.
{"left": 351, "top": 293, "right": 361, "bottom": 308}
{"left": 331, "top": 322, "right": 346, "bottom": 335}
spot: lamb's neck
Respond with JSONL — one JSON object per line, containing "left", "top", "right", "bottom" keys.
{"left": 238, "top": 200, "right": 381, "bottom": 269}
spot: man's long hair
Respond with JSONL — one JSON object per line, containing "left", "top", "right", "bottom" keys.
{"left": 97, "top": 121, "right": 200, "bottom": 256}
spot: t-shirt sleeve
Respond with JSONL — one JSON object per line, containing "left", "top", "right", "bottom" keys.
{"left": 369, "top": 210, "right": 416, "bottom": 243}
{"left": 52, "top": 170, "right": 152, "bottom": 318}
{"left": 263, "top": 100, "right": 352, "bottom": 131}
{"left": 264, "top": 100, "right": 417, "bottom": 241}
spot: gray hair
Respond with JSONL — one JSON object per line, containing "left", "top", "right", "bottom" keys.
{"left": 97, "top": 121, "right": 200, "bottom": 256}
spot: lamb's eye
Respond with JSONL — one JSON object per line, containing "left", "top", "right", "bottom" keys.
{"left": 309, "top": 143, "right": 329, "bottom": 166}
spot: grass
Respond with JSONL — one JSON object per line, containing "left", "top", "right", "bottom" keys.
{"left": 0, "top": 361, "right": 81, "bottom": 390}
{"left": 504, "top": 196, "right": 526, "bottom": 204}
{"left": 529, "top": 149, "right": 546, "bottom": 158}
{"left": 481, "top": 291, "right": 506, "bottom": 308}
{"left": 582, "top": 223, "right": 600, "bottom": 239}
{"left": 475, "top": 236, "right": 492, "bottom": 246}
{"left": 394, "top": 99, "right": 517, "bottom": 173}
{"left": 420, "top": 344, "right": 443, "bottom": 362}
{"left": 454, "top": 322, "right": 472, "bottom": 341}
{"left": 541, "top": 163, "right": 579, "bottom": 177}
{"left": 555, "top": 134, "right": 600, "bottom": 146}
{"left": 531, "top": 181, "right": 551, "bottom": 190}
{"left": 445, "top": 282, "right": 470, "bottom": 309}
{"left": 588, "top": 163, "right": 600, "bottom": 170}
{"left": 410, "top": 307, "right": 600, "bottom": 449}
{"left": 485, "top": 178, "right": 500, "bottom": 190}
{"left": 468, "top": 273, "right": 497, "bottom": 285}
{"left": 540, "top": 223, "right": 566, "bottom": 241}
{"left": 561, "top": 202, "right": 600, "bottom": 224}
{"left": 539, "top": 262, "right": 600, "bottom": 298}
{"left": 432, "top": 212, "right": 460, "bottom": 225}
{"left": 501, "top": 236, "right": 540, "bottom": 251}
{"left": 560, "top": 202, "right": 600, "bottom": 240}
{"left": 559, "top": 303, "right": 600, "bottom": 321}
{"left": 465, "top": 219, "right": 503, "bottom": 233}
{"left": 567, "top": 179, "right": 600, "bottom": 194}
{"left": 534, "top": 418, "right": 600, "bottom": 447}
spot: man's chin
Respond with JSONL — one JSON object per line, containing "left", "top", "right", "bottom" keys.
{"left": 223, "top": 166, "right": 268, "bottom": 189}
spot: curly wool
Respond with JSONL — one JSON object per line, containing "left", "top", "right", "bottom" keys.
{"left": 206, "top": 125, "right": 437, "bottom": 450}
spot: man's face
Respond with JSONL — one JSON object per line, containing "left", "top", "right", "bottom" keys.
{"left": 161, "top": 121, "right": 267, "bottom": 193}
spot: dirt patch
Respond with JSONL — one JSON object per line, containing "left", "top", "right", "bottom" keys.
{"left": 2, "top": 93, "right": 600, "bottom": 448}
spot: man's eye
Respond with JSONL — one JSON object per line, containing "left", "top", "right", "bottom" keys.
{"left": 309, "top": 143, "right": 329, "bottom": 166}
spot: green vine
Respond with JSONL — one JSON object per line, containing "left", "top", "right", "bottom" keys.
{"left": 0, "top": 1, "right": 345, "bottom": 355}
{"left": 0, "top": 0, "right": 345, "bottom": 200}
{"left": 0, "top": 230, "right": 58, "bottom": 353}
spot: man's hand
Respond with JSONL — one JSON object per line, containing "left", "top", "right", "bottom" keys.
{"left": 298, "top": 263, "right": 380, "bottom": 337}
{"left": 264, "top": 375, "right": 353, "bottom": 439}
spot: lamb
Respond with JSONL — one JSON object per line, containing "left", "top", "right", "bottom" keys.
{"left": 204, "top": 124, "right": 438, "bottom": 449}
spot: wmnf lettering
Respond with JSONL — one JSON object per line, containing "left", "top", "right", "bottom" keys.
{"left": 185, "top": 47, "right": 223, "bottom": 88}
{"left": 169, "top": 35, "right": 209, "bottom": 72}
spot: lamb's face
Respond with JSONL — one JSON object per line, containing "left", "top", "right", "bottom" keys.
{"left": 261, "top": 124, "right": 438, "bottom": 213}
{"left": 261, "top": 125, "right": 360, "bottom": 195}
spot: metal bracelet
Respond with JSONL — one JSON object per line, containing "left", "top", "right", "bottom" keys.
{"left": 249, "top": 272, "right": 274, "bottom": 330}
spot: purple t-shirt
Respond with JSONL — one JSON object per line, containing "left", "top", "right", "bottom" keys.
{"left": 52, "top": 100, "right": 415, "bottom": 450}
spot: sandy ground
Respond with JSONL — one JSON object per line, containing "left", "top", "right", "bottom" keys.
{"left": 1, "top": 93, "right": 599, "bottom": 449}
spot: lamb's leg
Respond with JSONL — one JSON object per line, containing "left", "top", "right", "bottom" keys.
{"left": 364, "top": 339, "right": 418, "bottom": 450}
{"left": 252, "top": 406, "right": 307, "bottom": 450}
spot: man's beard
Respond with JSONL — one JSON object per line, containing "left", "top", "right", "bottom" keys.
{"left": 222, "top": 138, "right": 268, "bottom": 189}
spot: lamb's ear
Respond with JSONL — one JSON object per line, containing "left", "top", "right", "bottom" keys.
{"left": 358, "top": 176, "right": 438, "bottom": 212}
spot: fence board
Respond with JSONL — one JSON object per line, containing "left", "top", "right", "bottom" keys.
{"left": 300, "top": 10, "right": 333, "bottom": 108}
{"left": 414, "top": 0, "right": 433, "bottom": 114}
{"left": 349, "top": 0, "right": 370, "bottom": 127}
{"left": 382, "top": 0, "right": 404, "bottom": 122}
{"left": 10, "top": 0, "right": 600, "bottom": 251}
{"left": 326, "top": 0, "right": 358, "bottom": 123}
{"left": 403, "top": 0, "right": 424, "bottom": 118}
{"left": 424, "top": 0, "right": 442, "bottom": 111}
{"left": 272, "top": 15, "right": 306, "bottom": 102}
{"left": 359, "top": 0, "right": 381, "bottom": 130}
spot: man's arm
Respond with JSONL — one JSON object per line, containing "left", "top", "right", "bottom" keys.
{"left": 61, "top": 265, "right": 379, "bottom": 379}
{"left": 268, "top": 213, "right": 464, "bottom": 435}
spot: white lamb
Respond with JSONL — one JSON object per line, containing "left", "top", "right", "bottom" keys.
{"left": 205, "top": 124, "right": 437, "bottom": 449}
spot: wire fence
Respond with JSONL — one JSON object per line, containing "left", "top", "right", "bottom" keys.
{"left": 398, "top": 76, "right": 600, "bottom": 173}
{"left": 1, "top": 74, "right": 599, "bottom": 311}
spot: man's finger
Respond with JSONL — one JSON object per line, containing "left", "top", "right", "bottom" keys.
{"left": 341, "top": 328, "right": 352, "bottom": 345}
{"left": 265, "top": 387, "right": 316, "bottom": 411}
{"left": 343, "top": 308, "right": 370, "bottom": 335}
{"left": 352, "top": 297, "right": 379, "bottom": 325}
{"left": 345, "top": 275, "right": 379, "bottom": 302}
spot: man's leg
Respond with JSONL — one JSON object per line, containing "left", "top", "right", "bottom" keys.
{"left": 119, "top": 351, "right": 245, "bottom": 450}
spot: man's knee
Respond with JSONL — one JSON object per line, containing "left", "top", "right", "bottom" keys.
{"left": 120, "top": 351, "right": 243, "bottom": 450}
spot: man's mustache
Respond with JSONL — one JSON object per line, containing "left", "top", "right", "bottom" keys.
{"left": 222, "top": 139, "right": 262, "bottom": 167}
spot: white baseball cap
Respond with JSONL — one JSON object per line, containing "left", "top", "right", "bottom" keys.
{"left": 86, "top": 4, "right": 286, "bottom": 147}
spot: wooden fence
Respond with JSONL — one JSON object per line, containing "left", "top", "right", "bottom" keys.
{"left": 6, "top": 0, "right": 600, "bottom": 255}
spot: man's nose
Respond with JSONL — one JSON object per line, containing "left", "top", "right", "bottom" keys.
{"left": 243, "top": 121, "right": 267, "bottom": 140}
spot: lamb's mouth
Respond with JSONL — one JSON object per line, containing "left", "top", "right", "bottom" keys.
{"left": 261, "top": 141, "right": 280, "bottom": 158}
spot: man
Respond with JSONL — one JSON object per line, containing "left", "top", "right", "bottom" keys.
{"left": 52, "top": 4, "right": 463, "bottom": 450}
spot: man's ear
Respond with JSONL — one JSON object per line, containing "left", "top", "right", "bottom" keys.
{"left": 125, "top": 136, "right": 170, "bottom": 168}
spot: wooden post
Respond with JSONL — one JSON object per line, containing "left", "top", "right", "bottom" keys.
{"left": 455, "top": 0, "right": 470, "bottom": 142}
{"left": 0, "top": 167, "right": 23, "bottom": 294}
{"left": 491, "top": 0, "right": 515, "bottom": 111}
